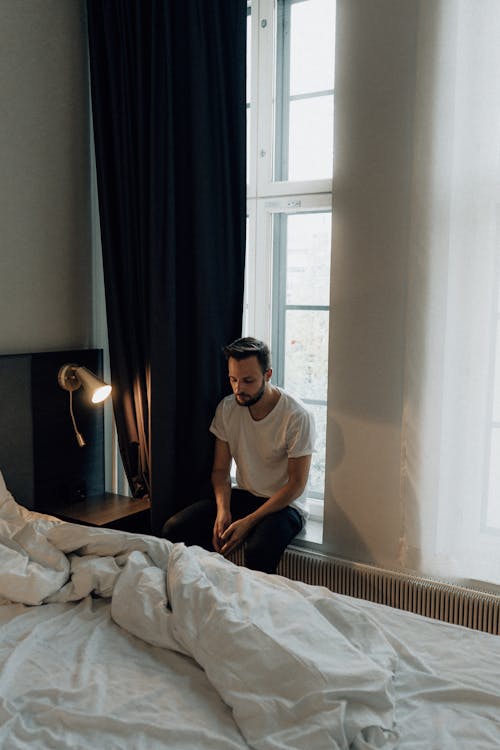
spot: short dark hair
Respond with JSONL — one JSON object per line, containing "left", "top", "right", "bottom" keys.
{"left": 223, "top": 337, "right": 271, "bottom": 373}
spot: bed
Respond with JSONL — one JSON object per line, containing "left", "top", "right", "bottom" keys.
{"left": 1, "top": 470, "right": 500, "bottom": 750}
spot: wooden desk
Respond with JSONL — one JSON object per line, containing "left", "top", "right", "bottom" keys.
{"left": 43, "top": 492, "right": 151, "bottom": 533}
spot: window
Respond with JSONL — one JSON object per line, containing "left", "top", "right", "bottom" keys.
{"left": 245, "top": 0, "right": 336, "bottom": 535}
{"left": 274, "top": 0, "right": 335, "bottom": 183}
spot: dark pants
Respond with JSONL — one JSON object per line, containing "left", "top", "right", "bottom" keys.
{"left": 161, "top": 488, "right": 303, "bottom": 574}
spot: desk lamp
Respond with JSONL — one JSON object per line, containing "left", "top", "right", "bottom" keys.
{"left": 58, "top": 364, "right": 112, "bottom": 447}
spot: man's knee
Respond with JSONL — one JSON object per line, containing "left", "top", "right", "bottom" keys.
{"left": 243, "top": 508, "right": 302, "bottom": 574}
{"left": 161, "top": 499, "right": 216, "bottom": 550}
{"left": 244, "top": 537, "right": 281, "bottom": 574}
{"left": 161, "top": 513, "right": 184, "bottom": 543}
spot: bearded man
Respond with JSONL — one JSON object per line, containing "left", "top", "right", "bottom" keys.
{"left": 161, "top": 337, "right": 315, "bottom": 573}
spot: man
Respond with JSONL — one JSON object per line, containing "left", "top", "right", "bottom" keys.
{"left": 161, "top": 337, "right": 315, "bottom": 573}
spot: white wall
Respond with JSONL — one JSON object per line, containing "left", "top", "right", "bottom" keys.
{"left": 0, "top": 0, "right": 92, "bottom": 354}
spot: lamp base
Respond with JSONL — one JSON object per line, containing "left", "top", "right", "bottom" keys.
{"left": 58, "top": 364, "right": 80, "bottom": 392}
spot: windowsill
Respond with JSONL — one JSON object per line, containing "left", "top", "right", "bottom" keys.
{"left": 296, "top": 516, "right": 323, "bottom": 544}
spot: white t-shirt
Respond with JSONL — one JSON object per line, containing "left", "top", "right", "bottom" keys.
{"left": 209, "top": 387, "right": 315, "bottom": 517}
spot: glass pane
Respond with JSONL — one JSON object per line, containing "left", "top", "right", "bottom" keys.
{"left": 486, "top": 428, "right": 500, "bottom": 530}
{"left": 274, "top": 0, "right": 335, "bottom": 183}
{"left": 289, "top": 0, "right": 336, "bottom": 97}
{"left": 288, "top": 95, "right": 334, "bottom": 181}
{"left": 307, "top": 403, "right": 327, "bottom": 496}
{"left": 283, "top": 309, "right": 329, "bottom": 401}
{"left": 286, "top": 212, "right": 331, "bottom": 306}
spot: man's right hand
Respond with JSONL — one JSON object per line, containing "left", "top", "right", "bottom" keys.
{"left": 213, "top": 509, "right": 232, "bottom": 552}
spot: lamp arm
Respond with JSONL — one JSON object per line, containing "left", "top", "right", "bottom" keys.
{"left": 69, "top": 390, "right": 86, "bottom": 448}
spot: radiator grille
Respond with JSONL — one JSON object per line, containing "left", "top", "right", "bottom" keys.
{"left": 230, "top": 546, "right": 500, "bottom": 635}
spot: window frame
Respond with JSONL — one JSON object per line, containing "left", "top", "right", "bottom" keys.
{"left": 245, "top": 0, "right": 335, "bottom": 535}
{"left": 248, "top": 0, "right": 333, "bottom": 201}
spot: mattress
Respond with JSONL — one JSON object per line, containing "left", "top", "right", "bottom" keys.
{"left": 1, "top": 472, "right": 499, "bottom": 750}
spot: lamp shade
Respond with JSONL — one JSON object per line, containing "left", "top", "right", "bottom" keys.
{"left": 74, "top": 366, "right": 112, "bottom": 403}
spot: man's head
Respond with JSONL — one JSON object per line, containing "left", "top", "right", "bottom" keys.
{"left": 223, "top": 337, "right": 272, "bottom": 407}
{"left": 223, "top": 337, "right": 271, "bottom": 373}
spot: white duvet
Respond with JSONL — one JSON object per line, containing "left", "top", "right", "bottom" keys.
{"left": 0, "top": 474, "right": 398, "bottom": 750}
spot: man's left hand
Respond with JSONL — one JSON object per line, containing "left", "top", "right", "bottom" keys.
{"left": 219, "top": 516, "right": 255, "bottom": 556}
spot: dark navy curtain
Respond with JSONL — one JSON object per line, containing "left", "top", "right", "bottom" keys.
{"left": 87, "top": 0, "right": 246, "bottom": 533}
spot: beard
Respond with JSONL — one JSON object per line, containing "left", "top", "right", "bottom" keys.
{"left": 235, "top": 378, "right": 266, "bottom": 407}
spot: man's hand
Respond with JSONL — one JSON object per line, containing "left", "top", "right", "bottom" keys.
{"left": 219, "top": 516, "right": 256, "bottom": 556}
{"left": 213, "top": 509, "right": 232, "bottom": 552}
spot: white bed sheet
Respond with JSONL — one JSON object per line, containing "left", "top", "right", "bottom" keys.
{"left": 0, "top": 598, "right": 246, "bottom": 750}
{"left": 1, "top": 472, "right": 500, "bottom": 749}
{"left": 352, "top": 597, "right": 500, "bottom": 749}
{"left": 2, "top": 575, "right": 500, "bottom": 750}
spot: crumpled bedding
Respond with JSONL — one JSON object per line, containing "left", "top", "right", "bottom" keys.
{"left": 0, "top": 476, "right": 399, "bottom": 750}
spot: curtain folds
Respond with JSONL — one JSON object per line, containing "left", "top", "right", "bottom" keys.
{"left": 401, "top": 0, "right": 500, "bottom": 583}
{"left": 87, "top": 0, "right": 246, "bottom": 532}
{"left": 326, "top": 0, "right": 500, "bottom": 587}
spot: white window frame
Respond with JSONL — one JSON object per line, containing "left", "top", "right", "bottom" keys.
{"left": 248, "top": 0, "right": 333, "bottom": 201}
{"left": 245, "top": 0, "right": 335, "bottom": 535}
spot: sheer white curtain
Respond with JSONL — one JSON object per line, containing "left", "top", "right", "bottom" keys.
{"left": 324, "top": 0, "right": 500, "bottom": 587}
{"left": 401, "top": 0, "right": 500, "bottom": 584}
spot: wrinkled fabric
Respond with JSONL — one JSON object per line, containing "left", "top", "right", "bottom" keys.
{"left": 3, "top": 482, "right": 500, "bottom": 749}
{"left": 0, "top": 486, "right": 398, "bottom": 749}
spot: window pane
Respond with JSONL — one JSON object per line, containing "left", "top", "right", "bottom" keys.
{"left": 284, "top": 309, "right": 329, "bottom": 401}
{"left": 286, "top": 213, "right": 331, "bottom": 306}
{"left": 290, "top": 0, "right": 335, "bottom": 97}
{"left": 288, "top": 95, "right": 334, "bottom": 181}
{"left": 308, "top": 402, "right": 327, "bottom": 496}
{"left": 275, "top": 0, "right": 336, "bottom": 183}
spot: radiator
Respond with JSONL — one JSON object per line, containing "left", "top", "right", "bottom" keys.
{"left": 230, "top": 546, "right": 500, "bottom": 635}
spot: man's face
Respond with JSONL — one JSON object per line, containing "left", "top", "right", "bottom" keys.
{"left": 228, "top": 356, "right": 270, "bottom": 407}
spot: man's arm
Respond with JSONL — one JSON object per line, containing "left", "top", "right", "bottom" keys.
{"left": 219, "top": 454, "right": 311, "bottom": 556}
{"left": 211, "top": 437, "right": 233, "bottom": 552}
